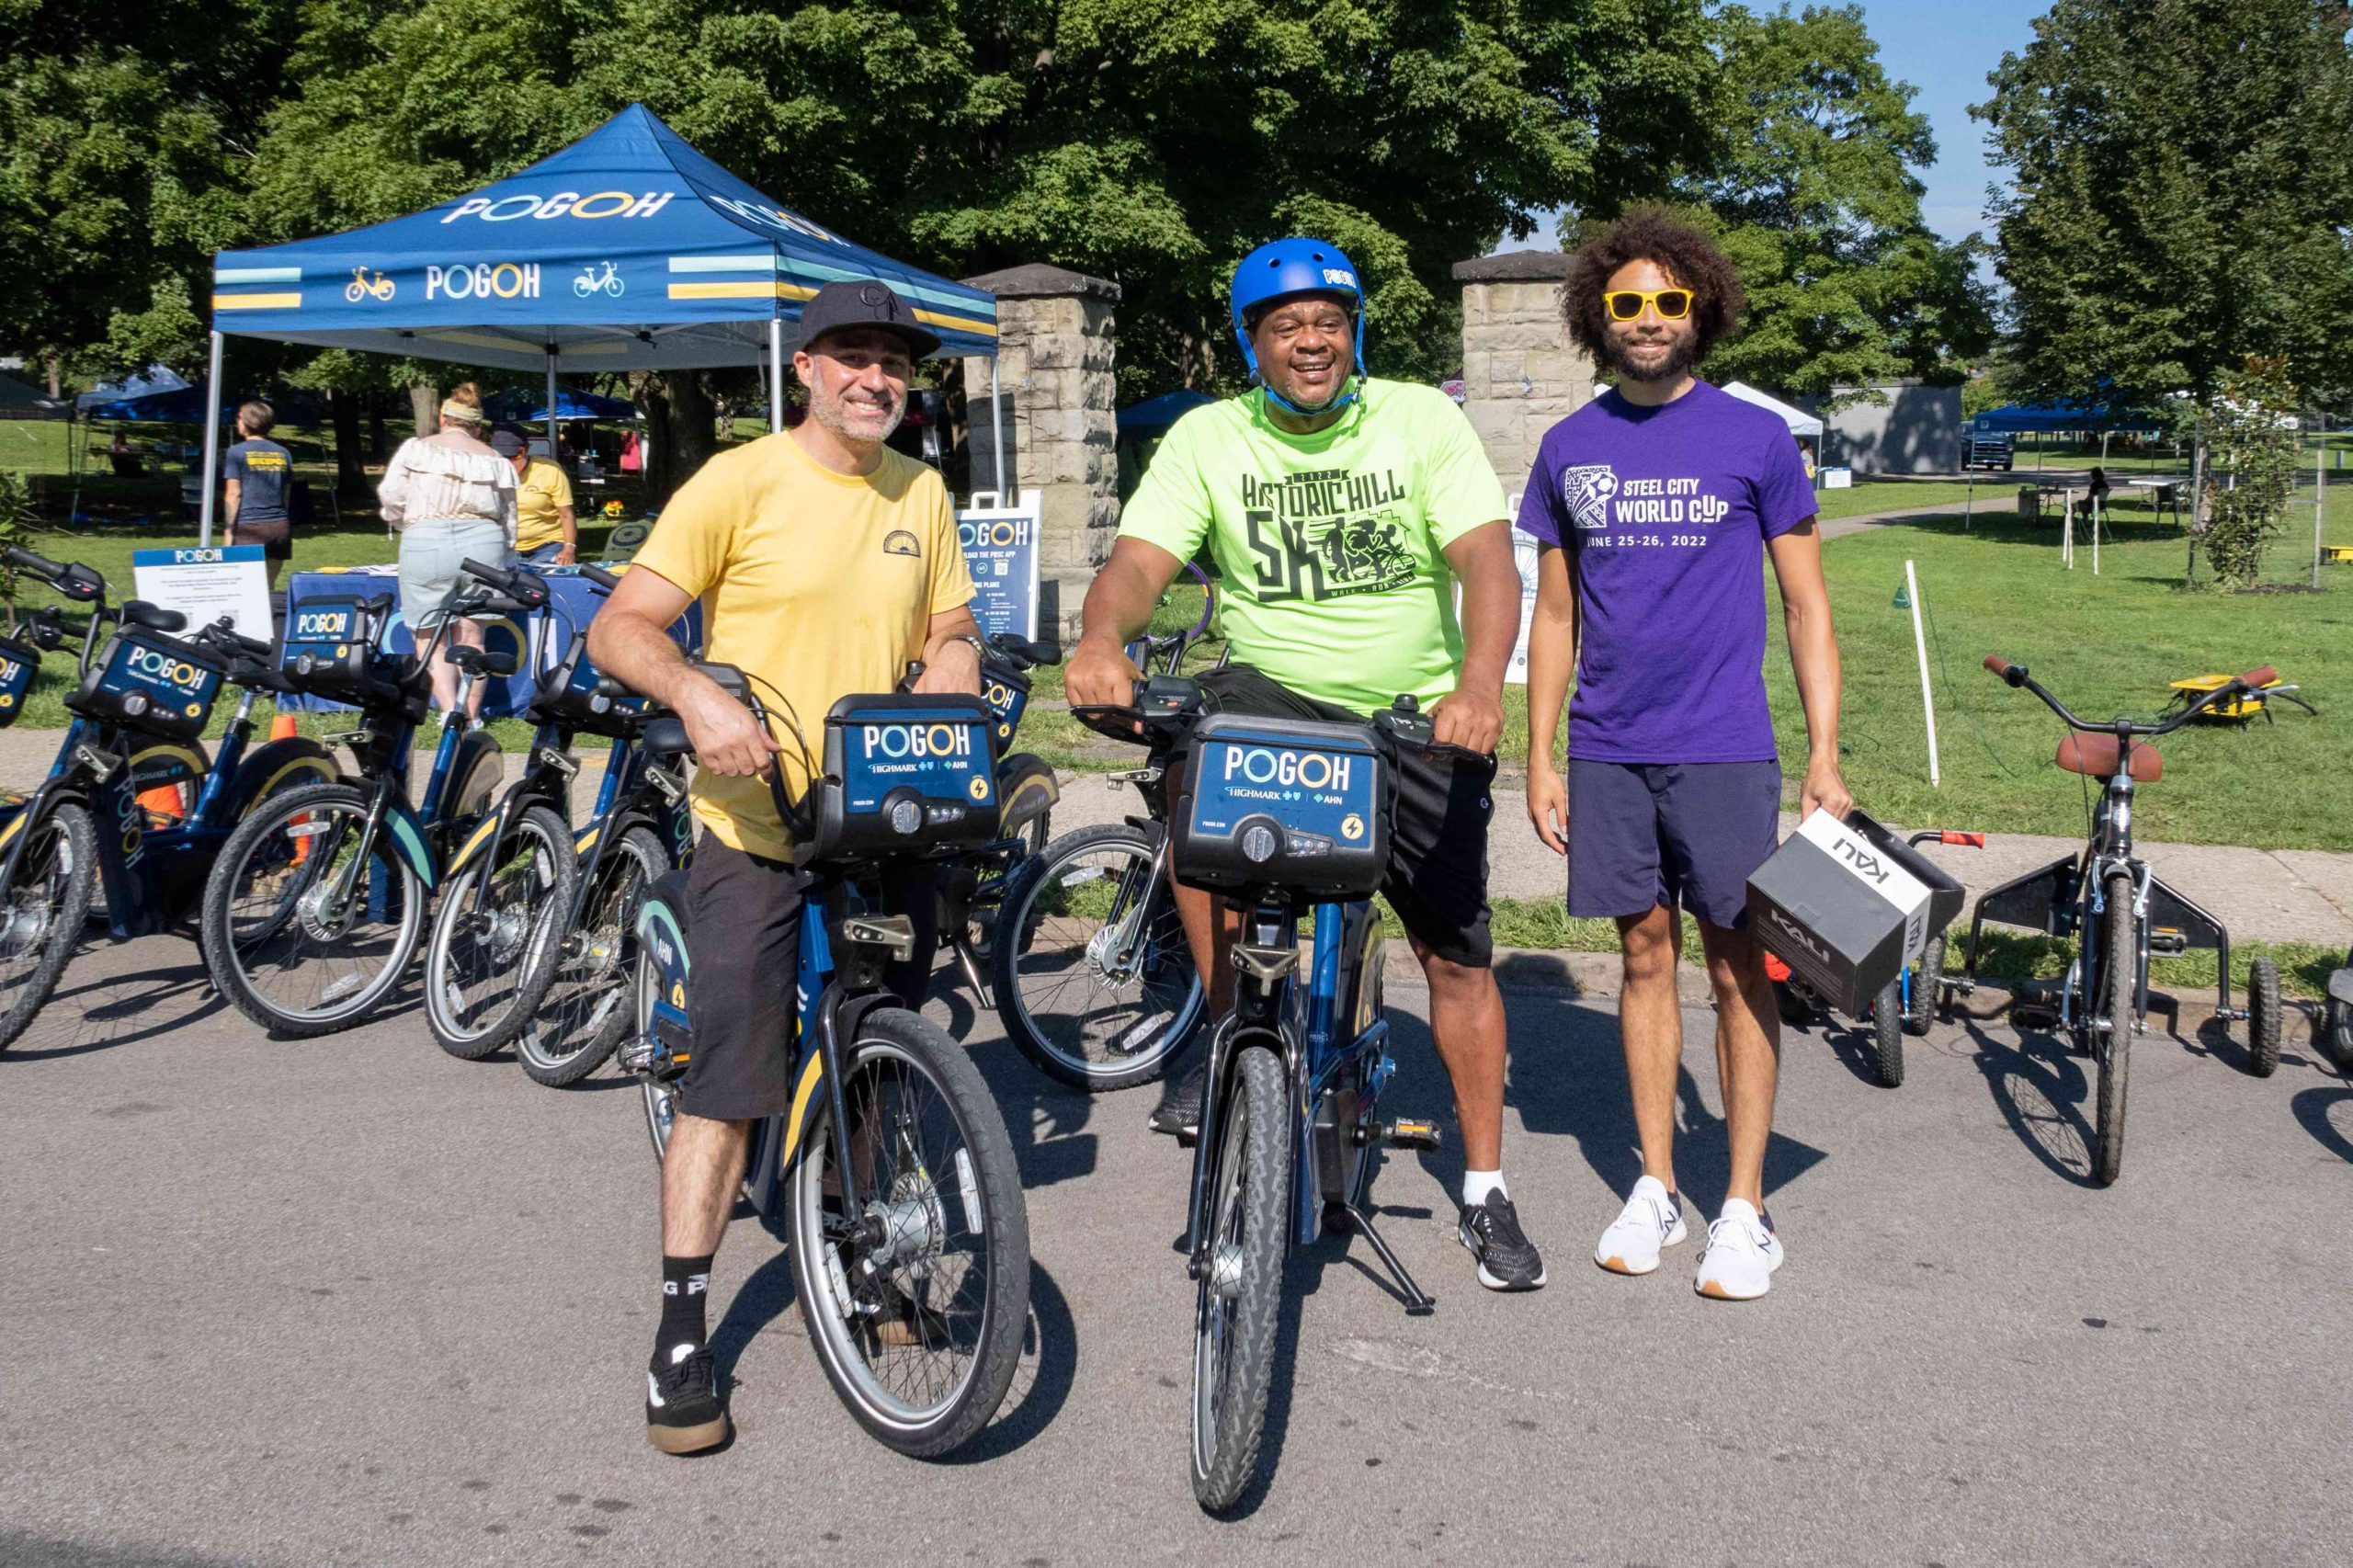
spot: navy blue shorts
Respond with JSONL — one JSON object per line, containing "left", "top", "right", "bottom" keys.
{"left": 1564, "top": 759, "right": 1781, "bottom": 928}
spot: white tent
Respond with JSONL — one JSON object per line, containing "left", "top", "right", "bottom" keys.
{"left": 1721, "top": 381, "right": 1824, "bottom": 439}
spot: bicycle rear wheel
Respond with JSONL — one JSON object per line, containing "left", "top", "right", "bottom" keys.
{"left": 1190, "top": 1045, "right": 1288, "bottom": 1513}
{"left": 2091, "top": 871, "right": 2137, "bottom": 1187}
{"left": 424, "top": 804, "right": 574, "bottom": 1061}
{"left": 993, "top": 824, "right": 1202, "bottom": 1090}
{"left": 518, "top": 826, "right": 665, "bottom": 1086}
{"left": 787, "top": 1007, "right": 1030, "bottom": 1458}
{"left": 1869, "top": 977, "right": 1904, "bottom": 1087}
{"left": 0, "top": 803, "right": 97, "bottom": 1052}
{"left": 201, "top": 782, "right": 424, "bottom": 1036}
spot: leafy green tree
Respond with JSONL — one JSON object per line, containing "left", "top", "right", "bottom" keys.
{"left": 1974, "top": 0, "right": 2353, "bottom": 410}
{"left": 2200, "top": 354, "right": 2302, "bottom": 586}
{"left": 1595, "top": 4, "right": 1994, "bottom": 404}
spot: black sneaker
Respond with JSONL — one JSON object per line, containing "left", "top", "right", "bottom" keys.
{"left": 1458, "top": 1192, "right": 1547, "bottom": 1291}
{"left": 645, "top": 1342, "right": 731, "bottom": 1455}
{"left": 1147, "top": 1058, "right": 1208, "bottom": 1138}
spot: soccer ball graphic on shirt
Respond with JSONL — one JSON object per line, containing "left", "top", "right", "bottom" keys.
{"left": 1562, "top": 464, "right": 1618, "bottom": 531}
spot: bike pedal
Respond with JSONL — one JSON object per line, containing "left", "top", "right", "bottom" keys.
{"left": 2148, "top": 926, "right": 2188, "bottom": 956}
{"left": 1381, "top": 1119, "right": 1441, "bottom": 1152}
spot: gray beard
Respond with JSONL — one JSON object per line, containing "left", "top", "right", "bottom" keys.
{"left": 812, "top": 389, "right": 905, "bottom": 444}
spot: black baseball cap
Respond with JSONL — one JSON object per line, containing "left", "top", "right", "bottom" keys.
{"left": 487, "top": 426, "right": 528, "bottom": 458}
{"left": 797, "top": 278, "right": 940, "bottom": 361}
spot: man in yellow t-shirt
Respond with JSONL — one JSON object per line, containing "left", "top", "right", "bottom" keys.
{"left": 491, "top": 428, "right": 577, "bottom": 564}
{"left": 587, "top": 279, "right": 983, "bottom": 1457}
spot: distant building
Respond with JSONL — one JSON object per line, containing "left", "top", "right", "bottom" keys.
{"left": 1795, "top": 381, "right": 1964, "bottom": 475}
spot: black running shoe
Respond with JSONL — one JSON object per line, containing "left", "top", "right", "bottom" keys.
{"left": 645, "top": 1342, "right": 731, "bottom": 1455}
{"left": 1458, "top": 1192, "right": 1547, "bottom": 1291}
{"left": 1147, "top": 1058, "right": 1208, "bottom": 1138}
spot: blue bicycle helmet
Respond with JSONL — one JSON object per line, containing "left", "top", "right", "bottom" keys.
{"left": 1231, "top": 238, "right": 1367, "bottom": 415}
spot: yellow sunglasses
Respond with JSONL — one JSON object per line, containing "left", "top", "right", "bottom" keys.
{"left": 1603, "top": 288, "right": 1693, "bottom": 322}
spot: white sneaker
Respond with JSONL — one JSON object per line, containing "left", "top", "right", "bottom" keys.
{"left": 1694, "top": 1199, "right": 1784, "bottom": 1301}
{"left": 1594, "top": 1175, "right": 1688, "bottom": 1275}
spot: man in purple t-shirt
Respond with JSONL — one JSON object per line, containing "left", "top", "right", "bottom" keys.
{"left": 1518, "top": 212, "right": 1851, "bottom": 1302}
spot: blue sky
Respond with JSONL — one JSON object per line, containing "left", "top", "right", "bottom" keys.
{"left": 1862, "top": 0, "right": 2052, "bottom": 241}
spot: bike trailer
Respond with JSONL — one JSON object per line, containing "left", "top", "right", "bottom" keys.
{"left": 805, "top": 695, "right": 1002, "bottom": 863}
{"left": 64, "top": 626, "right": 225, "bottom": 742}
{"left": 0, "top": 633, "right": 40, "bottom": 727}
{"left": 277, "top": 594, "right": 395, "bottom": 697}
{"left": 1745, "top": 808, "right": 1962, "bottom": 1017}
{"left": 1172, "top": 713, "right": 1392, "bottom": 901}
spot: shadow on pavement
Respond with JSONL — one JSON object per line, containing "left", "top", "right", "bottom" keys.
{"left": 1961, "top": 1019, "right": 2097, "bottom": 1187}
{"left": 947, "top": 1257, "right": 1077, "bottom": 1462}
{"left": 4, "top": 939, "right": 223, "bottom": 1060}
{"left": 2290, "top": 1084, "right": 2353, "bottom": 1164}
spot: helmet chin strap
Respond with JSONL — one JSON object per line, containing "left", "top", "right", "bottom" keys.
{"left": 1260, "top": 371, "right": 1360, "bottom": 417}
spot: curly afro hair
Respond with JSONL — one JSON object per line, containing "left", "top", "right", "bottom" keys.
{"left": 1562, "top": 209, "right": 1745, "bottom": 366}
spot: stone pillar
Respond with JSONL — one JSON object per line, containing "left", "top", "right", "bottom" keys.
{"left": 1450, "top": 251, "right": 1597, "bottom": 506}
{"left": 961, "top": 264, "right": 1121, "bottom": 635}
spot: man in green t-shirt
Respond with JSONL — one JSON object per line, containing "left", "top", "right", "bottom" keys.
{"left": 1065, "top": 238, "right": 1544, "bottom": 1291}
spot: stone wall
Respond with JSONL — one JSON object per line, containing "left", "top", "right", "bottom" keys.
{"left": 1451, "top": 251, "right": 1596, "bottom": 506}
{"left": 961, "top": 264, "right": 1121, "bottom": 633}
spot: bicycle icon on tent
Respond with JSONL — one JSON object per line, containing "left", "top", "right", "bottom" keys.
{"left": 344, "top": 267, "right": 396, "bottom": 302}
{"left": 574, "top": 261, "right": 624, "bottom": 299}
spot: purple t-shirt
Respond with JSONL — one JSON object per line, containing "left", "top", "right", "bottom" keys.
{"left": 1517, "top": 381, "right": 1815, "bottom": 763}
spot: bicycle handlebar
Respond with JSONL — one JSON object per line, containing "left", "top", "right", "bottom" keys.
{"left": 459, "top": 558, "right": 552, "bottom": 610}
{"left": 196, "top": 616, "right": 272, "bottom": 660}
{"left": 1983, "top": 654, "right": 2308, "bottom": 737}
{"left": 987, "top": 633, "right": 1063, "bottom": 670}
{"left": 4, "top": 546, "right": 106, "bottom": 604}
{"left": 577, "top": 563, "right": 622, "bottom": 594}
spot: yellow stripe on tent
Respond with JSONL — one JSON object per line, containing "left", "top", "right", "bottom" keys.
{"left": 212, "top": 293, "right": 302, "bottom": 311}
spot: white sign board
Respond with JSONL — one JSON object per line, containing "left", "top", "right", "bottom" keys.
{"left": 957, "top": 488, "right": 1042, "bottom": 641}
{"left": 131, "top": 546, "right": 274, "bottom": 639}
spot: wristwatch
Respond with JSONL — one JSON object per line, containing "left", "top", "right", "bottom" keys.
{"left": 947, "top": 633, "right": 987, "bottom": 662}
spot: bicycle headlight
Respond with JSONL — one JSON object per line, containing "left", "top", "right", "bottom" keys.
{"left": 1241, "top": 822, "right": 1279, "bottom": 864}
{"left": 889, "top": 798, "right": 922, "bottom": 835}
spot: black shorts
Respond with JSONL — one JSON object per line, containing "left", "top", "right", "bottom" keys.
{"left": 1186, "top": 665, "right": 1496, "bottom": 969}
{"left": 229, "top": 520, "right": 292, "bottom": 561}
{"left": 676, "top": 836, "right": 939, "bottom": 1122}
{"left": 1563, "top": 758, "right": 1781, "bottom": 927}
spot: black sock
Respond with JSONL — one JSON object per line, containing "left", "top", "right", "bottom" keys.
{"left": 658, "top": 1254, "right": 713, "bottom": 1351}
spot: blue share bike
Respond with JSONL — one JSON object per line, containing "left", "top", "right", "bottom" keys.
{"left": 0, "top": 545, "right": 337, "bottom": 1052}
{"left": 626, "top": 665, "right": 1031, "bottom": 1458}
{"left": 1070, "top": 676, "right": 1446, "bottom": 1512}
{"left": 199, "top": 562, "right": 555, "bottom": 1037}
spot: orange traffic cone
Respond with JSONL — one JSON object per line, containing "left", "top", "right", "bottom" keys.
{"left": 137, "top": 781, "right": 185, "bottom": 822}
{"left": 268, "top": 710, "right": 299, "bottom": 744}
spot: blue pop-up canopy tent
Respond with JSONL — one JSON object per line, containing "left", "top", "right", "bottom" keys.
{"left": 199, "top": 104, "right": 1000, "bottom": 541}
{"left": 484, "top": 388, "right": 640, "bottom": 425}
{"left": 1972, "top": 400, "right": 2162, "bottom": 435}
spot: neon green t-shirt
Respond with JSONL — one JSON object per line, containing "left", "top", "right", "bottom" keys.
{"left": 1117, "top": 379, "right": 1506, "bottom": 714}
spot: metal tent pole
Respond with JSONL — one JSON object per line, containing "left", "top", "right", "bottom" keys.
{"left": 769, "top": 318, "right": 785, "bottom": 434}
{"left": 990, "top": 356, "right": 1005, "bottom": 495}
{"left": 198, "top": 330, "right": 225, "bottom": 548}
{"left": 545, "top": 347, "right": 558, "bottom": 457}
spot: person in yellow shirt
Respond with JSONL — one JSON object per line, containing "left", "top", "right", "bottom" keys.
{"left": 489, "top": 426, "right": 578, "bottom": 565}
{"left": 586, "top": 278, "right": 983, "bottom": 1457}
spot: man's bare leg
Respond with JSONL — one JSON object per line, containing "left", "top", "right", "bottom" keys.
{"left": 1695, "top": 918, "right": 1779, "bottom": 1208}
{"left": 1615, "top": 905, "right": 1687, "bottom": 1190}
{"left": 661, "top": 1114, "right": 751, "bottom": 1256}
{"left": 1414, "top": 939, "right": 1505, "bottom": 1173}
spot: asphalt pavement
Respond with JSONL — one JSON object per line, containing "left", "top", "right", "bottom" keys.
{"left": 4, "top": 935, "right": 2351, "bottom": 1567}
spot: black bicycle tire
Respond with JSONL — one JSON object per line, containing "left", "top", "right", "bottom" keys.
{"left": 2092, "top": 871, "right": 2136, "bottom": 1187}
{"left": 200, "top": 781, "right": 424, "bottom": 1037}
{"left": 424, "top": 803, "right": 576, "bottom": 1061}
{"left": 1190, "top": 1045, "right": 1289, "bottom": 1513}
{"left": 992, "top": 822, "right": 1202, "bottom": 1091}
{"left": 1905, "top": 935, "right": 1946, "bottom": 1037}
{"left": 518, "top": 826, "right": 665, "bottom": 1087}
{"left": 0, "top": 802, "right": 97, "bottom": 1052}
{"left": 786, "top": 1007, "right": 1031, "bottom": 1458}
{"left": 2245, "top": 956, "right": 2281, "bottom": 1078}
{"left": 1870, "top": 975, "right": 1905, "bottom": 1087}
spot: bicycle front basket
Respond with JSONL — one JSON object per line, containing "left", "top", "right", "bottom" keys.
{"left": 806, "top": 695, "right": 1002, "bottom": 863}
{"left": 1173, "top": 713, "right": 1392, "bottom": 901}
{"left": 0, "top": 633, "right": 40, "bottom": 728}
{"left": 529, "top": 631, "right": 632, "bottom": 730}
{"left": 277, "top": 594, "right": 392, "bottom": 697}
{"left": 64, "top": 626, "right": 226, "bottom": 741}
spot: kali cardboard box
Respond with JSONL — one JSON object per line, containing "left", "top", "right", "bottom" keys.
{"left": 1746, "top": 809, "right": 1945, "bottom": 1017}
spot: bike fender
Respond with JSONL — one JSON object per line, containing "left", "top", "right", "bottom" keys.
{"left": 380, "top": 799, "right": 438, "bottom": 892}
{"left": 449, "top": 729, "right": 506, "bottom": 820}
{"left": 997, "top": 752, "right": 1059, "bottom": 837}
{"left": 128, "top": 742, "right": 210, "bottom": 793}
{"left": 785, "top": 991, "right": 895, "bottom": 1169}
{"left": 221, "top": 738, "right": 337, "bottom": 821}
{"left": 444, "top": 799, "right": 516, "bottom": 881}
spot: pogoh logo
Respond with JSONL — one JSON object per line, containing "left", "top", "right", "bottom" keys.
{"left": 1221, "top": 744, "right": 1353, "bottom": 792}
{"left": 1322, "top": 267, "right": 1358, "bottom": 290}
{"left": 859, "top": 722, "right": 975, "bottom": 762}
{"left": 126, "top": 645, "right": 206, "bottom": 693}
{"left": 294, "top": 608, "right": 353, "bottom": 640}
{"left": 425, "top": 262, "right": 541, "bottom": 301}
{"left": 113, "top": 780, "right": 144, "bottom": 867}
{"left": 958, "top": 517, "right": 1034, "bottom": 551}
{"left": 442, "top": 190, "right": 676, "bottom": 223}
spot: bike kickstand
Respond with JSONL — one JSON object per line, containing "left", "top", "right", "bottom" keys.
{"left": 1337, "top": 1201, "right": 1435, "bottom": 1315}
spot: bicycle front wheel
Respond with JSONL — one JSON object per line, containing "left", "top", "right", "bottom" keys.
{"left": 520, "top": 825, "right": 665, "bottom": 1087}
{"left": 1191, "top": 1045, "right": 1289, "bottom": 1513}
{"left": 424, "top": 804, "right": 575, "bottom": 1061}
{"left": 787, "top": 1007, "right": 1030, "bottom": 1458}
{"left": 993, "top": 824, "right": 1202, "bottom": 1090}
{"left": 2091, "top": 871, "right": 2137, "bottom": 1187}
{"left": 0, "top": 802, "right": 97, "bottom": 1052}
{"left": 201, "top": 782, "right": 424, "bottom": 1036}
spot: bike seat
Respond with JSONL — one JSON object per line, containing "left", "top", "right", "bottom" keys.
{"left": 120, "top": 600, "right": 188, "bottom": 634}
{"left": 446, "top": 646, "right": 517, "bottom": 677}
{"left": 2056, "top": 732, "right": 2161, "bottom": 782}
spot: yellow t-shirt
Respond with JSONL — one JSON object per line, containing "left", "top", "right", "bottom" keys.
{"left": 631, "top": 433, "right": 975, "bottom": 858}
{"left": 515, "top": 458, "right": 575, "bottom": 552}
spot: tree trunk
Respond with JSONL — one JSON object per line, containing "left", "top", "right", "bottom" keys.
{"left": 330, "top": 391, "right": 366, "bottom": 497}
{"left": 647, "top": 371, "right": 717, "bottom": 505}
{"left": 409, "top": 382, "right": 440, "bottom": 438}
{"left": 367, "top": 392, "right": 388, "bottom": 462}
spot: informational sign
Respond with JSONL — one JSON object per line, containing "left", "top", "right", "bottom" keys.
{"left": 131, "top": 546, "right": 274, "bottom": 639}
{"left": 956, "top": 488, "right": 1042, "bottom": 641}
{"left": 1449, "top": 494, "right": 1545, "bottom": 686}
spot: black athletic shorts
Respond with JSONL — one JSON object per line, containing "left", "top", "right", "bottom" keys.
{"left": 676, "top": 835, "right": 939, "bottom": 1122}
{"left": 228, "top": 520, "right": 292, "bottom": 561}
{"left": 1184, "top": 665, "right": 1497, "bottom": 969}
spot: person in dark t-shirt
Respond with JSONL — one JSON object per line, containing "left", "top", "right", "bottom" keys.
{"left": 222, "top": 401, "right": 293, "bottom": 585}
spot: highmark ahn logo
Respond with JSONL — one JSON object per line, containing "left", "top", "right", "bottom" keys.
{"left": 1221, "top": 744, "right": 1353, "bottom": 793}
{"left": 859, "top": 722, "right": 975, "bottom": 762}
